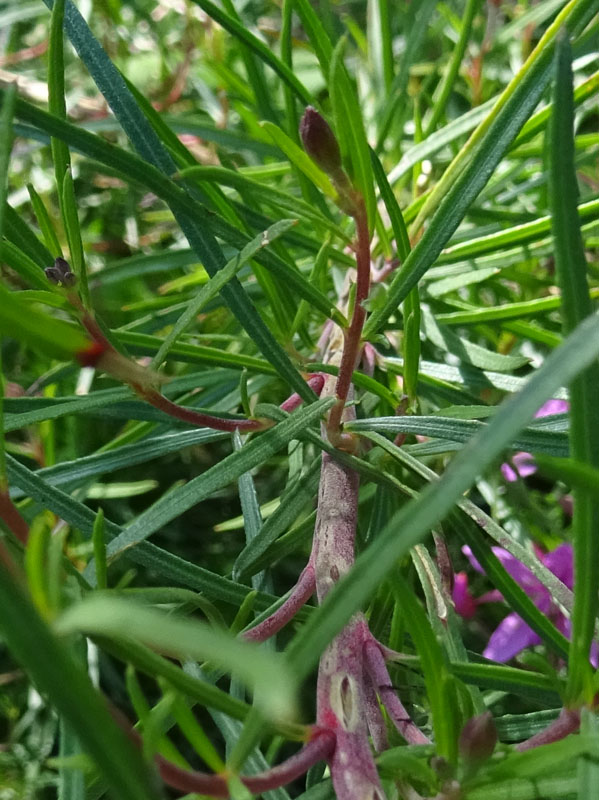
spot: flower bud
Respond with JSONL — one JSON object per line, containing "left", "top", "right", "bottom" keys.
{"left": 459, "top": 711, "right": 497, "bottom": 767}
{"left": 45, "top": 257, "right": 76, "bottom": 287}
{"left": 299, "top": 106, "right": 342, "bottom": 175}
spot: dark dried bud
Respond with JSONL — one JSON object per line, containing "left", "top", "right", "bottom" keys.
{"left": 45, "top": 257, "right": 76, "bottom": 287}
{"left": 459, "top": 711, "right": 497, "bottom": 767}
{"left": 299, "top": 106, "right": 342, "bottom": 174}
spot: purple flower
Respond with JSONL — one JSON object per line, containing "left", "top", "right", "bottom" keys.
{"left": 453, "top": 543, "right": 597, "bottom": 665}
{"left": 501, "top": 398, "right": 569, "bottom": 482}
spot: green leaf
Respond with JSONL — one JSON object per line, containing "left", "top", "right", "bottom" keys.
{"left": 0, "top": 561, "right": 161, "bottom": 800}
{"left": 260, "top": 121, "right": 338, "bottom": 199}
{"left": 0, "top": 285, "right": 89, "bottom": 360}
{"left": 421, "top": 307, "right": 529, "bottom": 372}
{"left": 438, "top": 198, "right": 599, "bottom": 264}
{"left": 61, "top": 168, "right": 89, "bottom": 306}
{"left": 375, "top": 0, "right": 438, "bottom": 149}
{"left": 535, "top": 455, "right": 599, "bottom": 494}
{"left": 423, "top": 0, "right": 479, "bottom": 136}
{"left": 7, "top": 94, "right": 342, "bottom": 330}
{"left": 9, "top": 428, "right": 229, "bottom": 497}
{"left": 409, "top": 0, "right": 596, "bottom": 233}
{"left": 364, "top": 43, "right": 554, "bottom": 336}
{"left": 175, "top": 166, "right": 348, "bottom": 241}
{"left": 188, "top": 0, "right": 313, "bottom": 107}
{"left": 151, "top": 219, "right": 297, "bottom": 369}
{"left": 56, "top": 596, "right": 297, "bottom": 723}
{"left": 329, "top": 38, "right": 376, "bottom": 227}
{"left": 92, "top": 398, "right": 333, "bottom": 568}
{"left": 233, "top": 428, "right": 269, "bottom": 593}
{"left": 0, "top": 84, "right": 15, "bottom": 242}
{"left": 233, "top": 458, "right": 321, "bottom": 580}
{"left": 435, "top": 288, "right": 599, "bottom": 324}
{"left": 347, "top": 416, "right": 569, "bottom": 458}
{"left": 392, "top": 580, "right": 459, "bottom": 762}
{"left": 6, "top": 454, "right": 285, "bottom": 615}
{"left": 40, "top": 1, "right": 315, "bottom": 402}
{"left": 551, "top": 35, "right": 599, "bottom": 703}
{"left": 4, "top": 201, "right": 54, "bottom": 267}
{"left": 48, "top": 0, "right": 69, "bottom": 189}
{"left": 27, "top": 184, "right": 62, "bottom": 257}
{"left": 293, "top": 0, "right": 334, "bottom": 76}
{"left": 362, "top": 433, "right": 576, "bottom": 620}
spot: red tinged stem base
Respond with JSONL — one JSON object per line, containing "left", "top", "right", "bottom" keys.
{"left": 110, "top": 700, "right": 335, "bottom": 798}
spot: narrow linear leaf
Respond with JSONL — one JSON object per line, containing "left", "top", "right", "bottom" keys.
{"left": 329, "top": 38, "right": 376, "bottom": 227}
{"left": 188, "top": 0, "right": 314, "bottom": 107}
{"left": 364, "top": 46, "right": 553, "bottom": 336}
{"left": 152, "top": 220, "right": 297, "bottom": 368}
{"left": 57, "top": 597, "right": 296, "bottom": 723}
{"left": 551, "top": 36, "right": 599, "bottom": 702}
{"left": 41, "top": 0, "right": 315, "bottom": 402}
{"left": 0, "top": 561, "right": 160, "bottom": 800}
{"left": 93, "top": 398, "right": 333, "bottom": 567}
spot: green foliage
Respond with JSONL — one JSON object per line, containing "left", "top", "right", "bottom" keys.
{"left": 0, "top": 2, "right": 597, "bottom": 799}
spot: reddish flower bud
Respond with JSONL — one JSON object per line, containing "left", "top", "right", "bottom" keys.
{"left": 459, "top": 711, "right": 497, "bottom": 767}
{"left": 299, "top": 106, "right": 342, "bottom": 174}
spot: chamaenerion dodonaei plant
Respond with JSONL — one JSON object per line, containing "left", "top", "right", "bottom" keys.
{"left": 0, "top": 2, "right": 598, "bottom": 799}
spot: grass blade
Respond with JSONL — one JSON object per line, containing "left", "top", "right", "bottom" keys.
{"left": 364, "top": 44, "right": 553, "bottom": 337}
{"left": 94, "top": 398, "right": 333, "bottom": 566}
{"left": 41, "top": 0, "right": 315, "bottom": 401}
{"left": 550, "top": 35, "right": 599, "bottom": 703}
{"left": 57, "top": 596, "right": 297, "bottom": 723}
{"left": 0, "top": 561, "right": 161, "bottom": 800}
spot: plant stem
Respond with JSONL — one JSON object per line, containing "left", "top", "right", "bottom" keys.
{"left": 0, "top": 490, "right": 28, "bottom": 544}
{"left": 243, "top": 565, "right": 316, "bottom": 642}
{"left": 312, "top": 372, "right": 385, "bottom": 799}
{"left": 364, "top": 639, "right": 430, "bottom": 745}
{"left": 328, "top": 198, "right": 371, "bottom": 435}
{"left": 111, "top": 700, "right": 335, "bottom": 796}
{"left": 515, "top": 707, "right": 580, "bottom": 752}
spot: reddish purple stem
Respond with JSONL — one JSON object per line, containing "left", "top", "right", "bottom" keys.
{"left": 243, "top": 565, "right": 316, "bottom": 642}
{"left": 363, "top": 640, "right": 430, "bottom": 745}
{"left": 0, "top": 490, "right": 29, "bottom": 544}
{"left": 328, "top": 200, "right": 371, "bottom": 434}
{"left": 515, "top": 707, "right": 580, "bottom": 752}
{"left": 157, "top": 728, "right": 336, "bottom": 796}
{"left": 279, "top": 373, "right": 326, "bottom": 412}
{"left": 145, "top": 389, "right": 267, "bottom": 432}
{"left": 110, "top": 699, "right": 335, "bottom": 797}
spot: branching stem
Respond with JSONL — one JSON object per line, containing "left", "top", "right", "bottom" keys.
{"left": 515, "top": 707, "right": 580, "bottom": 751}
{"left": 110, "top": 700, "right": 335, "bottom": 797}
{"left": 328, "top": 198, "right": 371, "bottom": 435}
{"left": 243, "top": 565, "right": 316, "bottom": 642}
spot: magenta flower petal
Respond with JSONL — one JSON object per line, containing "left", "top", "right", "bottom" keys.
{"left": 512, "top": 451, "right": 537, "bottom": 478}
{"left": 452, "top": 572, "right": 477, "bottom": 619}
{"left": 542, "top": 542, "right": 573, "bottom": 588}
{"left": 462, "top": 546, "right": 484, "bottom": 574}
{"left": 490, "top": 548, "right": 543, "bottom": 598}
{"left": 501, "top": 399, "right": 569, "bottom": 482}
{"left": 477, "top": 589, "right": 503, "bottom": 605}
{"left": 535, "top": 399, "right": 569, "bottom": 418}
{"left": 483, "top": 614, "right": 542, "bottom": 662}
{"left": 501, "top": 462, "right": 519, "bottom": 482}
